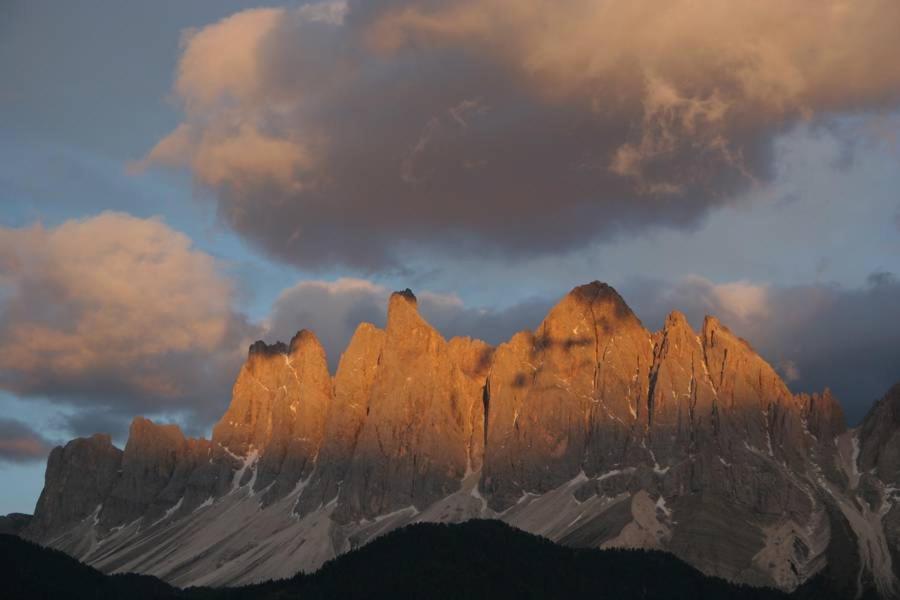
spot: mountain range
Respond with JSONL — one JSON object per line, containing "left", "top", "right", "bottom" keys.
{"left": 17, "top": 282, "right": 900, "bottom": 598}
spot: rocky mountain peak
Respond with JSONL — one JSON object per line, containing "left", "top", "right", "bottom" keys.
{"left": 386, "top": 288, "right": 425, "bottom": 333}
{"left": 797, "top": 388, "right": 846, "bottom": 441}
{"left": 24, "top": 280, "right": 900, "bottom": 598}
{"left": 89, "top": 432, "right": 115, "bottom": 447}
{"left": 288, "top": 329, "right": 323, "bottom": 356}
{"left": 552, "top": 280, "right": 642, "bottom": 328}
{"left": 97, "top": 417, "right": 192, "bottom": 527}
{"left": 700, "top": 314, "right": 731, "bottom": 354}
{"left": 128, "top": 416, "right": 186, "bottom": 448}
{"left": 535, "top": 281, "right": 648, "bottom": 360}
{"left": 859, "top": 383, "right": 900, "bottom": 482}
{"left": 700, "top": 313, "right": 791, "bottom": 404}
{"left": 663, "top": 309, "right": 692, "bottom": 331}
{"left": 646, "top": 309, "right": 717, "bottom": 455}
{"left": 27, "top": 433, "right": 122, "bottom": 540}
{"left": 331, "top": 287, "right": 482, "bottom": 522}
{"left": 569, "top": 280, "right": 618, "bottom": 299}
{"left": 483, "top": 282, "right": 653, "bottom": 508}
{"left": 211, "top": 328, "right": 332, "bottom": 498}
{"left": 393, "top": 287, "right": 417, "bottom": 303}
{"left": 293, "top": 322, "right": 387, "bottom": 517}
{"left": 248, "top": 339, "right": 289, "bottom": 359}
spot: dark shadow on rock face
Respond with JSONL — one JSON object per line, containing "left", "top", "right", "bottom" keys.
{"left": 248, "top": 340, "right": 289, "bottom": 357}
{"left": 532, "top": 332, "right": 594, "bottom": 352}
{"left": 511, "top": 372, "right": 528, "bottom": 388}
{"left": 474, "top": 345, "right": 495, "bottom": 374}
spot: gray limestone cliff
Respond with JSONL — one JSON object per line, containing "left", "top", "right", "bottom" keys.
{"left": 21, "top": 282, "right": 900, "bottom": 598}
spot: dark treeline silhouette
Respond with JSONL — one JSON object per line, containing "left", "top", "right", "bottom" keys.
{"left": 0, "top": 520, "right": 873, "bottom": 599}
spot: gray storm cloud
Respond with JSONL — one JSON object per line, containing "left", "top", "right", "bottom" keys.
{"left": 143, "top": 0, "right": 900, "bottom": 269}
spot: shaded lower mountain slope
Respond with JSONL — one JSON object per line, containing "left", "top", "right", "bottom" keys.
{"left": 3, "top": 520, "right": 859, "bottom": 599}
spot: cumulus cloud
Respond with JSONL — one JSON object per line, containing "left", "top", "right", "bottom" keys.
{"left": 265, "top": 277, "right": 550, "bottom": 368}
{"left": 0, "top": 213, "right": 260, "bottom": 429}
{"left": 141, "top": 0, "right": 900, "bottom": 269}
{"left": 778, "top": 360, "right": 802, "bottom": 384}
{"left": 0, "top": 419, "right": 52, "bottom": 463}
{"left": 266, "top": 278, "right": 388, "bottom": 366}
{"left": 631, "top": 276, "right": 772, "bottom": 329}
{"left": 625, "top": 274, "right": 900, "bottom": 423}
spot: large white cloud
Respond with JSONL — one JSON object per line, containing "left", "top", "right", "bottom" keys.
{"left": 142, "top": 0, "right": 900, "bottom": 269}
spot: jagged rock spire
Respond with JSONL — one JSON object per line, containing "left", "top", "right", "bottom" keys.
{"left": 212, "top": 330, "right": 332, "bottom": 504}
{"left": 646, "top": 310, "right": 718, "bottom": 458}
{"left": 331, "top": 288, "right": 484, "bottom": 522}
{"left": 28, "top": 434, "right": 122, "bottom": 540}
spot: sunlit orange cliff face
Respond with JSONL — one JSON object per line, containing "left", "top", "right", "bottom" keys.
{"left": 24, "top": 283, "right": 898, "bottom": 598}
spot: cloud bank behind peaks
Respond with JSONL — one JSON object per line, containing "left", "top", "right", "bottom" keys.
{"left": 144, "top": 0, "right": 900, "bottom": 269}
{"left": 265, "top": 278, "right": 550, "bottom": 369}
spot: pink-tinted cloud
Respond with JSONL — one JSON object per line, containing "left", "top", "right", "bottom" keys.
{"left": 0, "top": 419, "right": 52, "bottom": 463}
{"left": 0, "top": 213, "right": 259, "bottom": 422}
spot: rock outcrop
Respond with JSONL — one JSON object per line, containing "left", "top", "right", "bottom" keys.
{"left": 331, "top": 290, "right": 484, "bottom": 522}
{"left": 212, "top": 330, "right": 332, "bottom": 504}
{"left": 28, "top": 433, "right": 122, "bottom": 540}
{"left": 859, "top": 383, "right": 900, "bottom": 482}
{"left": 483, "top": 282, "right": 653, "bottom": 509}
{"left": 645, "top": 310, "right": 718, "bottom": 460}
{"left": 857, "top": 383, "right": 900, "bottom": 596}
{"left": 22, "top": 282, "right": 900, "bottom": 598}
{"left": 293, "top": 322, "right": 386, "bottom": 518}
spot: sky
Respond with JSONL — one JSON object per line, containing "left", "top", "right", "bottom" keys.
{"left": 1, "top": 0, "right": 899, "bottom": 515}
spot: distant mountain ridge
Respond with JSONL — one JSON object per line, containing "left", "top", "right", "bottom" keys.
{"left": 20, "top": 282, "right": 900, "bottom": 598}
